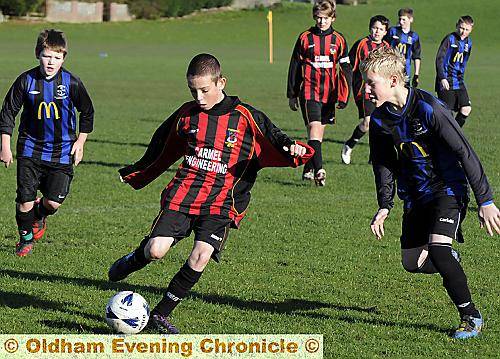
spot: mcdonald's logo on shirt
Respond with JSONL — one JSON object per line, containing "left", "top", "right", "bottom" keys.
{"left": 38, "top": 101, "right": 60, "bottom": 120}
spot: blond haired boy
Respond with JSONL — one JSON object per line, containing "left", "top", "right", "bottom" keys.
{"left": 365, "top": 47, "right": 500, "bottom": 339}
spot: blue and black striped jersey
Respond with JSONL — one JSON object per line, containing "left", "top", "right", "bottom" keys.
{"left": 369, "top": 88, "right": 492, "bottom": 210}
{"left": 435, "top": 32, "right": 472, "bottom": 91}
{"left": 385, "top": 26, "right": 421, "bottom": 77}
{"left": 0, "top": 66, "right": 94, "bottom": 164}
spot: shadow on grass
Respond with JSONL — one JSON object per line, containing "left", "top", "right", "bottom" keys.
{"left": 80, "top": 160, "right": 127, "bottom": 168}
{"left": 40, "top": 320, "right": 111, "bottom": 334}
{"left": 87, "top": 138, "right": 147, "bottom": 148}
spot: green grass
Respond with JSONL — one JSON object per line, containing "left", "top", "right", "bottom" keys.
{"left": 1, "top": 0, "right": 499, "bottom": 357}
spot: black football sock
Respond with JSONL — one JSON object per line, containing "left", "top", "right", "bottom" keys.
{"left": 308, "top": 140, "right": 322, "bottom": 172}
{"left": 133, "top": 236, "right": 153, "bottom": 266}
{"left": 153, "top": 262, "right": 203, "bottom": 317}
{"left": 34, "top": 198, "right": 57, "bottom": 220}
{"left": 16, "top": 207, "right": 35, "bottom": 242}
{"left": 455, "top": 113, "right": 468, "bottom": 127}
{"left": 302, "top": 144, "right": 314, "bottom": 175}
{"left": 428, "top": 243, "right": 480, "bottom": 318}
{"left": 345, "top": 126, "right": 366, "bottom": 149}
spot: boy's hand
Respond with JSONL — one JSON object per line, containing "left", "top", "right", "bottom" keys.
{"left": 288, "top": 98, "right": 298, "bottom": 111}
{"left": 370, "top": 208, "right": 389, "bottom": 240}
{"left": 0, "top": 147, "right": 13, "bottom": 168}
{"left": 336, "top": 101, "right": 347, "bottom": 109}
{"left": 412, "top": 75, "right": 419, "bottom": 87}
{"left": 478, "top": 203, "right": 500, "bottom": 236}
{"left": 440, "top": 79, "right": 450, "bottom": 91}
{"left": 284, "top": 143, "right": 306, "bottom": 157}
{"left": 71, "top": 141, "right": 85, "bottom": 166}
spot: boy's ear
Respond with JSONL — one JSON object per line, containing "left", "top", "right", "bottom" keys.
{"left": 390, "top": 75, "right": 399, "bottom": 88}
{"left": 217, "top": 77, "right": 227, "bottom": 90}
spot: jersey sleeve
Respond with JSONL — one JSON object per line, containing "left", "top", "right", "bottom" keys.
{"left": 0, "top": 73, "right": 26, "bottom": 136}
{"left": 369, "top": 118, "right": 398, "bottom": 210}
{"left": 435, "top": 35, "right": 450, "bottom": 80}
{"left": 430, "top": 103, "right": 494, "bottom": 206}
{"left": 70, "top": 76, "right": 95, "bottom": 134}
{"left": 337, "top": 35, "right": 352, "bottom": 104}
{"left": 348, "top": 39, "right": 361, "bottom": 73}
{"left": 412, "top": 33, "right": 421, "bottom": 60}
{"left": 287, "top": 36, "right": 303, "bottom": 99}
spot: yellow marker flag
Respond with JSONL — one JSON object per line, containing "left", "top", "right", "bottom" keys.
{"left": 267, "top": 10, "right": 273, "bottom": 64}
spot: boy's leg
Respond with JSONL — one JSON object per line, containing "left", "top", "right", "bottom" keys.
{"left": 108, "top": 209, "right": 187, "bottom": 282}
{"left": 151, "top": 215, "right": 231, "bottom": 333}
{"left": 343, "top": 99, "right": 373, "bottom": 164}
{"left": 300, "top": 99, "right": 326, "bottom": 182}
{"left": 15, "top": 202, "right": 36, "bottom": 256}
{"left": 455, "top": 90, "right": 472, "bottom": 127}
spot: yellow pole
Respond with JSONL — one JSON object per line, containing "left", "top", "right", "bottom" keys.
{"left": 267, "top": 10, "right": 273, "bottom": 64}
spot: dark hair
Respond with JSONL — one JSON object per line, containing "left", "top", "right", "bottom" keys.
{"left": 457, "top": 15, "right": 474, "bottom": 26}
{"left": 398, "top": 8, "right": 413, "bottom": 18}
{"left": 369, "top": 15, "right": 390, "bottom": 31}
{"left": 35, "top": 29, "right": 67, "bottom": 58}
{"left": 186, "top": 53, "right": 222, "bottom": 81}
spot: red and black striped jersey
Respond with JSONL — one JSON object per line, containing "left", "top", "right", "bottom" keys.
{"left": 350, "top": 36, "right": 390, "bottom": 101}
{"left": 287, "top": 26, "right": 352, "bottom": 105}
{"left": 119, "top": 95, "right": 313, "bottom": 227}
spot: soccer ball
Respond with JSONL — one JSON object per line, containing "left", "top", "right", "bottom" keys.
{"left": 105, "top": 291, "right": 150, "bottom": 334}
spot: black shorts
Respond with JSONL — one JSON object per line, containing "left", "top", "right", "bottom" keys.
{"left": 355, "top": 98, "right": 376, "bottom": 119}
{"left": 16, "top": 157, "right": 73, "bottom": 204}
{"left": 437, "top": 89, "right": 471, "bottom": 111}
{"left": 400, "top": 195, "right": 468, "bottom": 249}
{"left": 149, "top": 209, "right": 232, "bottom": 262}
{"left": 299, "top": 98, "right": 335, "bottom": 125}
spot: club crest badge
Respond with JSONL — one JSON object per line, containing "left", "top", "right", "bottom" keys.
{"left": 55, "top": 84, "right": 68, "bottom": 100}
{"left": 225, "top": 129, "right": 239, "bottom": 148}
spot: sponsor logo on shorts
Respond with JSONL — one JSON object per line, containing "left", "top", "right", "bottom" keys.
{"left": 439, "top": 217, "right": 455, "bottom": 224}
{"left": 58, "top": 194, "right": 66, "bottom": 199}
{"left": 210, "top": 234, "right": 223, "bottom": 242}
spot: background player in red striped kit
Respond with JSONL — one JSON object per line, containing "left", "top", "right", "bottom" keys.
{"left": 108, "top": 53, "right": 313, "bottom": 333}
{"left": 341, "top": 15, "right": 389, "bottom": 165}
{"left": 287, "top": 0, "right": 351, "bottom": 186}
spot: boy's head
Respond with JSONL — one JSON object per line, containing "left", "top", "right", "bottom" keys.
{"left": 369, "top": 15, "right": 389, "bottom": 43}
{"left": 456, "top": 15, "right": 474, "bottom": 40}
{"left": 398, "top": 8, "right": 414, "bottom": 31}
{"left": 313, "top": 0, "right": 336, "bottom": 31}
{"left": 360, "top": 47, "right": 406, "bottom": 107}
{"left": 35, "top": 29, "right": 67, "bottom": 78}
{"left": 186, "top": 53, "right": 226, "bottom": 111}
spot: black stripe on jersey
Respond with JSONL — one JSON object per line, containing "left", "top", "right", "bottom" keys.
{"left": 220, "top": 116, "right": 254, "bottom": 218}
{"left": 307, "top": 32, "right": 317, "bottom": 99}
{"left": 32, "top": 77, "right": 45, "bottom": 161}
{"left": 205, "top": 111, "right": 242, "bottom": 210}
{"left": 178, "top": 112, "right": 219, "bottom": 211}
{"left": 51, "top": 74, "right": 63, "bottom": 163}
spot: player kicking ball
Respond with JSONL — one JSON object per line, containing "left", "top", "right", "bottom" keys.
{"left": 365, "top": 47, "right": 500, "bottom": 339}
{"left": 108, "top": 53, "right": 312, "bottom": 334}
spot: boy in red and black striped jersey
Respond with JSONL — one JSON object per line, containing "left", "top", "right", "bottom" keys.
{"left": 287, "top": 0, "right": 351, "bottom": 186}
{"left": 108, "top": 54, "right": 313, "bottom": 334}
{"left": 341, "top": 15, "right": 389, "bottom": 165}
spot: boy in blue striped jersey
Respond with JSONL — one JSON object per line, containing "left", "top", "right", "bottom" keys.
{"left": 385, "top": 8, "right": 421, "bottom": 86}
{"left": 435, "top": 16, "right": 474, "bottom": 127}
{"left": 366, "top": 47, "right": 500, "bottom": 339}
{"left": 0, "top": 29, "right": 94, "bottom": 256}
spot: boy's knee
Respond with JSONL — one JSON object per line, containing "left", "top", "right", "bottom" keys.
{"left": 45, "top": 199, "right": 61, "bottom": 211}
{"left": 359, "top": 118, "right": 370, "bottom": 132}
{"left": 146, "top": 237, "right": 171, "bottom": 260}
{"left": 188, "top": 248, "right": 213, "bottom": 271}
{"left": 460, "top": 106, "right": 471, "bottom": 116}
{"left": 401, "top": 255, "right": 419, "bottom": 273}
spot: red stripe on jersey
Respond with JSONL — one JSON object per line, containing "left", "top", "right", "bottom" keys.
{"left": 189, "top": 113, "right": 230, "bottom": 214}
{"left": 322, "top": 34, "right": 332, "bottom": 103}
{"left": 313, "top": 34, "right": 321, "bottom": 102}
{"left": 167, "top": 112, "right": 209, "bottom": 212}
{"left": 302, "top": 33, "right": 312, "bottom": 101}
{"left": 210, "top": 113, "right": 251, "bottom": 216}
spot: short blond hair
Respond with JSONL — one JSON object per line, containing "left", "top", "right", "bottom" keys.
{"left": 360, "top": 47, "right": 407, "bottom": 83}
{"left": 313, "top": 0, "right": 336, "bottom": 18}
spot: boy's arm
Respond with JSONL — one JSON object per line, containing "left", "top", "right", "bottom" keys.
{"left": 435, "top": 35, "right": 450, "bottom": 83}
{"left": 71, "top": 76, "right": 95, "bottom": 135}
{"left": 1, "top": 133, "right": 13, "bottom": 167}
{"left": 0, "top": 74, "right": 26, "bottom": 138}
{"left": 369, "top": 119, "right": 397, "bottom": 211}
{"left": 287, "top": 36, "right": 303, "bottom": 101}
{"left": 336, "top": 35, "right": 352, "bottom": 108}
{"left": 412, "top": 33, "right": 421, "bottom": 86}
{"left": 430, "top": 104, "right": 493, "bottom": 206}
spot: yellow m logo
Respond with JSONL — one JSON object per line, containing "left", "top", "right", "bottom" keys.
{"left": 399, "top": 141, "right": 429, "bottom": 158}
{"left": 453, "top": 52, "right": 464, "bottom": 63}
{"left": 396, "top": 43, "right": 407, "bottom": 55}
{"left": 38, "top": 101, "right": 59, "bottom": 120}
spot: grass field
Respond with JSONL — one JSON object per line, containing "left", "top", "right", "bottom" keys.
{"left": 1, "top": 0, "right": 499, "bottom": 357}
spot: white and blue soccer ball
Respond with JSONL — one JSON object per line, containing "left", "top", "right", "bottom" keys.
{"left": 105, "top": 291, "right": 150, "bottom": 334}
